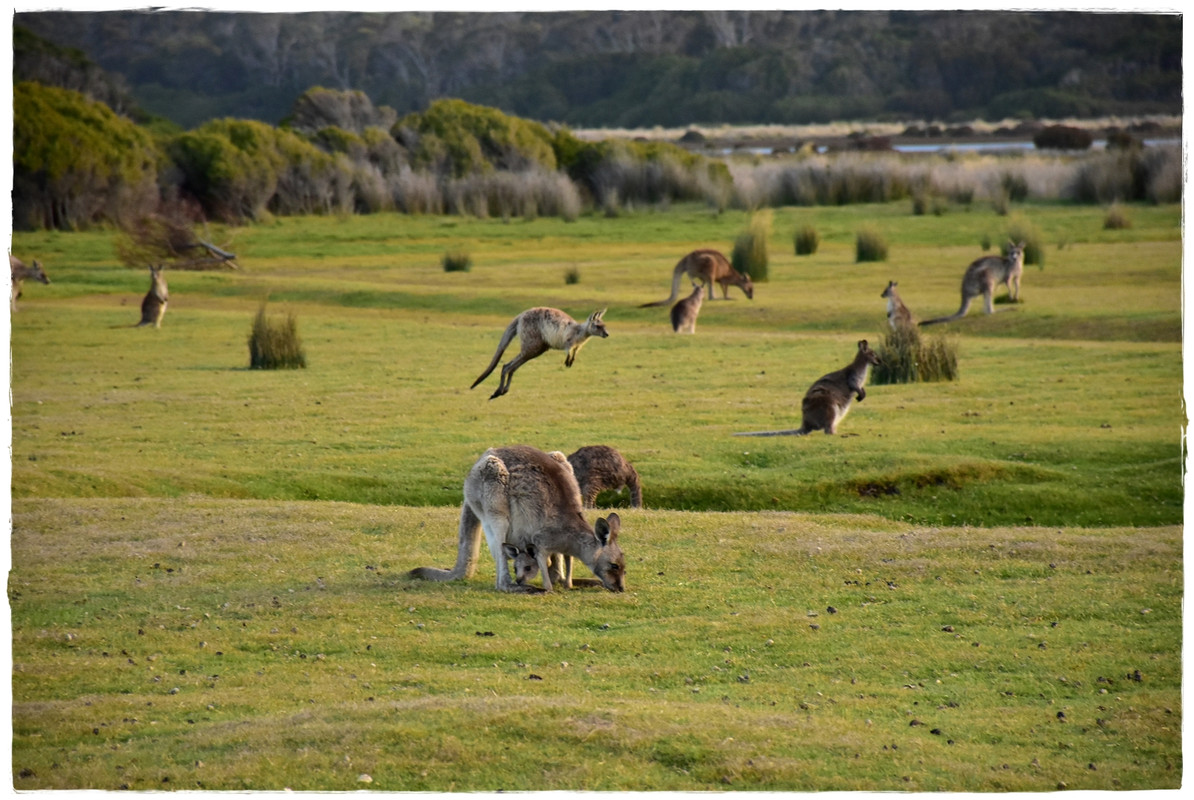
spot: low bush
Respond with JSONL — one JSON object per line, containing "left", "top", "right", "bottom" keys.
{"left": 855, "top": 226, "right": 888, "bottom": 262}
{"left": 871, "top": 324, "right": 958, "bottom": 385}
{"left": 1033, "top": 124, "right": 1094, "bottom": 151}
{"left": 249, "top": 303, "right": 307, "bottom": 370}
{"left": 793, "top": 225, "right": 819, "bottom": 256}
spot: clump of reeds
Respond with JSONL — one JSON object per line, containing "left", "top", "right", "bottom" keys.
{"left": 1103, "top": 202, "right": 1132, "bottom": 230}
{"left": 442, "top": 250, "right": 472, "bottom": 272}
{"left": 732, "top": 209, "right": 771, "bottom": 281}
{"left": 855, "top": 226, "right": 888, "bottom": 263}
{"left": 871, "top": 324, "right": 958, "bottom": 385}
{"left": 249, "top": 303, "right": 306, "bottom": 370}
{"left": 564, "top": 265, "right": 581, "bottom": 285}
{"left": 793, "top": 224, "right": 820, "bottom": 256}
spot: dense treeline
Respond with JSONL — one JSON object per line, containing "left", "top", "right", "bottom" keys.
{"left": 14, "top": 10, "right": 1182, "bottom": 130}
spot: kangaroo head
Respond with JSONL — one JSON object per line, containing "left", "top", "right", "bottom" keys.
{"left": 1005, "top": 241, "right": 1026, "bottom": 264}
{"left": 503, "top": 543, "right": 540, "bottom": 585}
{"left": 586, "top": 308, "right": 609, "bottom": 338}
{"left": 32, "top": 260, "right": 50, "bottom": 284}
{"left": 881, "top": 281, "right": 897, "bottom": 298}
{"left": 857, "top": 339, "right": 882, "bottom": 366}
{"left": 739, "top": 273, "right": 754, "bottom": 299}
{"left": 591, "top": 513, "right": 626, "bottom": 592}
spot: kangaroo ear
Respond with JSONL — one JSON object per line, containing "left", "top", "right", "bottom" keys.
{"left": 596, "top": 513, "right": 621, "bottom": 546}
{"left": 502, "top": 543, "right": 519, "bottom": 559}
{"left": 592, "top": 308, "right": 606, "bottom": 321}
{"left": 858, "top": 339, "right": 868, "bottom": 349}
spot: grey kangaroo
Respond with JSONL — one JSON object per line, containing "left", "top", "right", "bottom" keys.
{"left": 881, "top": 281, "right": 915, "bottom": 330}
{"left": 670, "top": 283, "right": 704, "bottom": 334}
{"left": 10, "top": 255, "right": 50, "bottom": 313}
{"left": 471, "top": 307, "right": 608, "bottom": 399}
{"left": 137, "top": 265, "right": 169, "bottom": 328}
{"left": 409, "top": 445, "right": 626, "bottom": 593}
{"left": 568, "top": 445, "right": 643, "bottom": 509}
{"left": 735, "top": 340, "right": 882, "bottom": 436}
{"left": 920, "top": 241, "right": 1024, "bottom": 326}
{"left": 640, "top": 249, "right": 753, "bottom": 307}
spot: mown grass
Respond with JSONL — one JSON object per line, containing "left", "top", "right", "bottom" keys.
{"left": 8, "top": 200, "right": 1183, "bottom": 789}
{"left": 10, "top": 498, "right": 1182, "bottom": 791}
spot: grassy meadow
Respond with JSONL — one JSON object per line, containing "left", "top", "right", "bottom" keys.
{"left": 8, "top": 199, "right": 1184, "bottom": 790}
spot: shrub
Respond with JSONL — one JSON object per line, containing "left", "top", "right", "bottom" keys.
{"left": 442, "top": 250, "right": 472, "bottom": 272}
{"left": 732, "top": 210, "right": 771, "bottom": 280}
{"left": 794, "top": 225, "right": 820, "bottom": 256}
{"left": 1033, "top": 124, "right": 1094, "bottom": 151}
{"left": 871, "top": 324, "right": 958, "bottom": 385}
{"left": 249, "top": 304, "right": 306, "bottom": 370}
{"left": 855, "top": 226, "right": 888, "bottom": 263}
{"left": 1103, "top": 203, "right": 1132, "bottom": 230}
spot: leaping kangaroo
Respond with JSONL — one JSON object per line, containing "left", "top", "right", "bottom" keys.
{"left": 409, "top": 445, "right": 626, "bottom": 593}
{"left": 735, "top": 340, "right": 882, "bottom": 437}
{"left": 640, "top": 249, "right": 753, "bottom": 307}
{"left": 920, "top": 241, "right": 1024, "bottom": 326}
{"left": 470, "top": 307, "right": 608, "bottom": 400}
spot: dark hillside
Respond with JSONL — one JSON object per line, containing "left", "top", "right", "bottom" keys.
{"left": 14, "top": 9, "right": 1181, "bottom": 129}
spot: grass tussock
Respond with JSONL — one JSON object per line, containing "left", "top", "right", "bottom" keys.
{"left": 871, "top": 324, "right": 958, "bottom": 385}
{"left": 855, "top": 226, "right": 888, "bottom": 262}
{"left": 248, "top": 303, "right": 307, "bottom": 370}
{"left": 441, "top": 250, "right": 472, "bottom": 272}
{"left": 793, "top": 224, "right": 820, "bottom": 256}
{"left": 1103, "top": 203, "right": 1132, "bottom": 230}
{"left": 732, "top": 209, "right": 771, "bottom": 280}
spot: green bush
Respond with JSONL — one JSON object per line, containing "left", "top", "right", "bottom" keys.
{"left": 441, "top": 250, "right": 472, "bottom": 272}
{"left": 1033, "top": 124, "right": 1094, "bottom": 151}
{"left": 855, "top": 226, "right": 888, "bottom": 263}
{"left": 249, "top": 304, "right": 307, "bottom": 370}
{"left": 872, "top": 324, "right": 958, "bottom": 385}
{"left": 794, "top": 225, "right": 820, "bottom": 256}
{"left": 397, "top": 98, "right": 557, "bottom": 178}
{"left": 732, "top": 210, "right": 771, "bottom": 280}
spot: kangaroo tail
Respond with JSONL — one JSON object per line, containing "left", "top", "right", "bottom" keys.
{"left": 408, "top": 502, "right": 483, "bottom": 582}
{"left": 733, "top": 429, "right": 810, "bottom": 437}
{"left": 919, "top": 295, "right": 972, "bottom": 326}
{"left": 470, "top": 316, "right": 520, "bottom": 389}
{"left": 639, "top": 260, "right": 688, "bottom": 308}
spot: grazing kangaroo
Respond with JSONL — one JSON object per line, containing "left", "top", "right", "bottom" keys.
{"left": 137, "top": 265, "right": 169, "bottom": 328}
{"left": 409, "top": 445, "right": 627, "bottom": 593}
{"left": 920, "top": 241, "right": 1025, "bottom": 326}
{"left": 881, "top": 281, "right": 915, "bottom": 330}
{"left": 10, "top": 255, "right": 50, "bottom": 312}
{"left": 735, "top": 340, "right": 882, "bottom": 437}
{"left": 567, "top": 445, "right": 643, "bottom": 509}
{"left": 470, "top": 307, "right": 609, "bottom": 400}
{"left": 670, "top": 283, "right": 704, "bottom": 334}
{"left": 640, "top": 249, "right": 754, "bottom": 307}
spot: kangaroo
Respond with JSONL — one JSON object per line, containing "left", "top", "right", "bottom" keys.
{"left": 10, "top": 255, "right": 50, "bottom": 313}
{"left": 502, "top": 541, "right": 611, "bottom": 590}
{"left": 136, "top": 265, "right": 169, "bottom": 328}
{"left": 567, "top": 445, "right": 643, "bottom": 509}
{"left": 735, "top": 340, "right": 882, "bottom": 437}
{"left": 409, "top": 445, "right": 627, "bottom": 593}
{"left": 470, "top": 307, "right": 608, "bottom": 400}
{"left": 920, "top": 241, "right": 1025, "bottom": 326}
{"left": 881, "top": 281, "right": 915, "bottom": 330}
{"left": 670, "top": 283, "right": 704, "bottom": 334}
{"left": 640, "top": 249, "right": 754, "bottom": 307}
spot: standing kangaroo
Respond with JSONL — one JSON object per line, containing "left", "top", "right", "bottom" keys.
{"left": 137, "top": 265, "right": 169, "bottom": 328}
{"left": 640, "top": 249, "right": 754, "bottom": 307}
{"left": 567, "top": 445, "right": 643, "bottom": 509}
{"left": 471, "top": 307, "right": 608, "bottom": 400}
{"left": 735, "top": 340, "right": 882, "bottom": 437}
{"left": 920, "top": 241, "right": 1025, "bottom": 326}
{"left": 10, "top": 255, "right": 50, "bottom": 313}
{"left": 670, "top": 283, "right": 704, "bottom": 334}
{"left": 881, "top": 281, "right": 915, "bottom": 330}
{"left": 409, "top": 445, "right": 627, "bottom": 593}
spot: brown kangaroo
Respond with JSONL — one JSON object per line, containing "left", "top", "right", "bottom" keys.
{"left": 920, "top": 241, "right": 1024, "bottom": 326}
{"left": 409, "top": 445, "right": 626, "bottom": 593}
{"left": 136, "top": 265, "right": 169, "bottom": 328}
{"left": 568, "top": 445, "right": 643, "bottom": 509}
{"left": 471, "top": 307, "right": 609, "bottom": 399}
{"left": 881, "top": 281, "right": 915, "bottom": 330}
{"left": 10, "top": 255, "right": 50, "bottom": 313}
{"left": 735, "top": 340, "right": 882, "bottom": 436}
{"left": 670, "top": 283, "right": 704, "bottom": 333}
{"left": 640, "top": 249, "right": 753, "bottom": 307}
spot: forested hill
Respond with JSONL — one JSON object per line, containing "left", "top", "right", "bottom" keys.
{"left": 14, "top": 9, "right": 1182, "bottom": 130}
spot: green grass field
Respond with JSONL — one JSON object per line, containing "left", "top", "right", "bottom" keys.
{"left": 8, "top": 201, "right": 1183, "bottom": 789}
